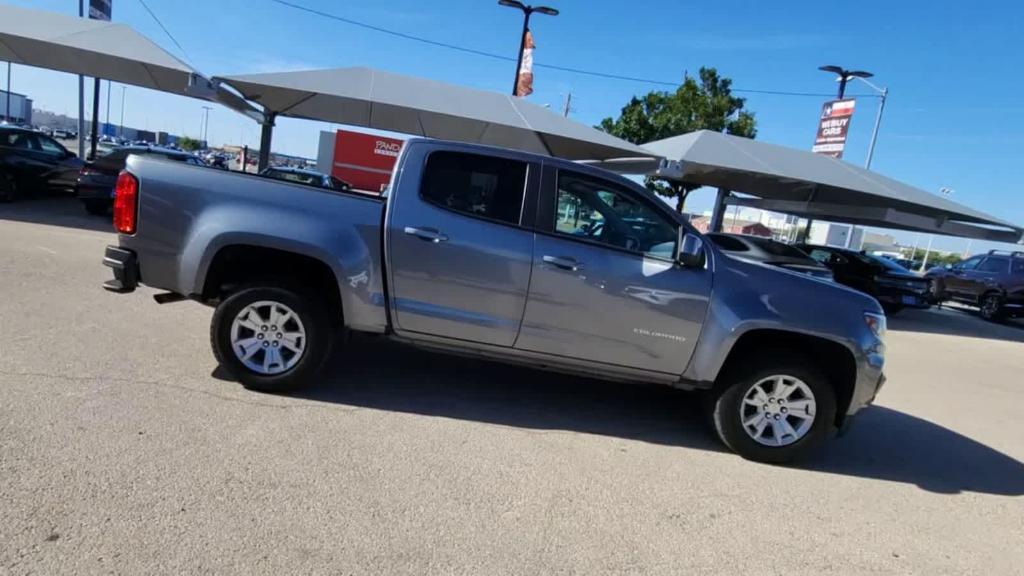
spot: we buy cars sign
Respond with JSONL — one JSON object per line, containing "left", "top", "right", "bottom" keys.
{"left": 812, "top": 99, "right": 856, "bottom": 158}
{"left": 331, "top": 130, "right": 404, "bottom": 193}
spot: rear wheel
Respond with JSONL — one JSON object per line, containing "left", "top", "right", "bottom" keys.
{"left": 210, "top": 284, "right": 334, "bottom": 392}
{"left": 980, "top": 292, "right": 1005, "bottom": 322}
{"left": 706, "top": 355, "right": 837, "bottom": 464}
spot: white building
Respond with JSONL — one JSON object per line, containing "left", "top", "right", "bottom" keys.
{"left": 808, "top": 222, "right": 864, "bottom": 250}
{"left": 0, "top": 89, "right": 32, "bottom": 125}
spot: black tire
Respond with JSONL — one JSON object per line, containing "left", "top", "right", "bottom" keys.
{"left": 0, "top": 172, "right": 17, "bottom": 202}
{"left": 979, "top": 292, "right": 1005, "bottom": 322}
{"left": 706, "top": 354, "right": 837, "bottom": 464}
{"left": 82, "top": 199, "right": 110, "bottom": 216}
{"left": 210, "top": 284, "right": 334, "bottom": 392}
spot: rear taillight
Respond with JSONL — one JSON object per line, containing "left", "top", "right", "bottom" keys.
{"left": 113, "top": 171, "right": 138, "bottom": 235}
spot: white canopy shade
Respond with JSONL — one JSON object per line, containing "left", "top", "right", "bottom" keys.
{"left": 217, "top": 66, "right": 651, "bottom": 161}
{"left": 0, "top": 3, "right": 258, "bottom": 120}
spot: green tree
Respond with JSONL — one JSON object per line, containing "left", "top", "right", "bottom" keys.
{"left": 178, "top": 136, "right": 201, "bottom": 152}
{"left": 598, "top": 67, "right": 757, "bottom": 211}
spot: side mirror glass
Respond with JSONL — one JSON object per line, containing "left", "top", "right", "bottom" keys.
{"left": 676, "top": 229, "right": 705, "bottom": 268}
{"left": 944, "top": 263, "right": 953, "bottom": 270}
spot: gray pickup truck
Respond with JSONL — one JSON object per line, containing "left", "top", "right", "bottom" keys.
{"left": 103, "top": 139, "right": 886, "bottom": 463}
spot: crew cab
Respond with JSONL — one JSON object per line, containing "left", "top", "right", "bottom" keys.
{"left": 102, "top": 139, "right": 887, "bottom": 463}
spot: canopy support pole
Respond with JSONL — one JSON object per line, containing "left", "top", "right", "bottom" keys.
{"left": 257, "top": 112, "right": 276, "bottom": 172}
{"left": 709, "top": 188, "right": 730, "bottom": 232}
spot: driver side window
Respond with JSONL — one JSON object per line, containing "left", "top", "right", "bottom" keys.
{"left": 553, "top": 171, "right": 677, "bottom": 258}
{"left": 957, "top": 256, "right": 982, "bottom": 271}
{"left": 36, "top": 135, "right": 67, "bottom": 156}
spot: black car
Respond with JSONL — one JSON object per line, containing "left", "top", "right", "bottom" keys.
{"left": 925, "top": 250, "right": 1024, "bottom": 321}
{"left": 76, "top": 146, "right": 206, "bottom": 215}
{"left": 1, "top": 126, "right": 84, "bottom": 201}
{"left": 796, "top": 244, "right": 931, "bottom": 314}
{"left": 259, "top": 166, "right": 352, "bottom": 191}
{"left": 706, "top": 233, "right": 833, "bottom": 280}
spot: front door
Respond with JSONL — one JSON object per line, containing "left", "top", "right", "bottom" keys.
{"left": 386, "top": 147, "right": 539, "bottom": 347}
{"left": 515, "top": 166, "right": 712, "bottom": 375}
{"left": 944, "top": 255, "right": 983, "bottom": 298}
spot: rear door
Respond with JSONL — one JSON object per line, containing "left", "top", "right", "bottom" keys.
{"left": 514, "top": 164, "right": 711, "bottom": 375}
{"left": 968, "top": 256, "right": 1010, "bottom": 299}
{"left": 385, "top": 146, "right": 540, "bottom": 347}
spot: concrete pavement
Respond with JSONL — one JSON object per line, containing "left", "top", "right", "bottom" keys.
{"left": 1, "top": 197, "right": 1022, "bottom": 575}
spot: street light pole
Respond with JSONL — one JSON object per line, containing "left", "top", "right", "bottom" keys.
{"left": 119, "top": 85, "right": 126, "bottom": 138}
{"left": 4, "top": 61, "right": 10, "bottom": 122}
{"left": 77, "top": 0, "right": 85, "bottom": 158}
{"left": 816, "top": 66, "right": 877, "bottom": 249}
{"left": 498, "top": 1, "right": 558, "bottom": 96}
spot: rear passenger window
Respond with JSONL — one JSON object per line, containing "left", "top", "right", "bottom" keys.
{"left": 421, "top": 151, "right": 527, "bottom": 225}
{"left": 978, "top": 257, "right": 1009, "bottom": 273}
{"left": 1013, "top": 259, "right": 1024, "bottom": 275}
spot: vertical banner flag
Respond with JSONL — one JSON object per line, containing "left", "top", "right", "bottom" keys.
{"left": 515, "top": 30, "right": 535, "bottom": 97}
{"left": 89, "top": 0, "right": 112, "bottom": 20}
{"left": 812, "top": 98, "right": 856, "bottom": 158}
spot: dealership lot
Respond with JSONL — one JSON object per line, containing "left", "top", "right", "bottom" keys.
{"left": 1, "top": 198, "right": 1022, "bottom": 575}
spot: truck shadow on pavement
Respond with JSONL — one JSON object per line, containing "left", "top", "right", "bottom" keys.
{"left": 282, "top": 338, "right": 1024, "bottom": 497}
{"left": 0, "top": 194, "right": 112, "bottom": 234}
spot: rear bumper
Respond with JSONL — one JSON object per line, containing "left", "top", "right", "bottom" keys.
{"left": 102, "top": 245, "right": 139, "bottom": 293}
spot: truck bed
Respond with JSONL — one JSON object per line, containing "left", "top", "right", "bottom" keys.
{"left": 119, "top": 155, "right": 389, "bottom": 332}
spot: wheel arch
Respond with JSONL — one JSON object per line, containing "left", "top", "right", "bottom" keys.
{"left": 715, "top": 328, "right": 859, "bottom": 428}
{"left": 199, "top": 242, "right": 344, "bottom": 326}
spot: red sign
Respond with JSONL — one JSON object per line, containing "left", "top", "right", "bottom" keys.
{"left": 331, "top": 130, "right": 405, "bottom": 192}
{"left": 812, "top": 98, "right": 856, "bottom": 158}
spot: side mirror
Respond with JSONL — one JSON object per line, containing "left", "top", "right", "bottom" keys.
{"left": 676, "top": 229, "right": 705, "bottom": 268}
{"left": 944, "top": 263, "right": 953, "bottom": 270}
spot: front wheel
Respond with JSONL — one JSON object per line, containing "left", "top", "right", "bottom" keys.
{"left": 980, "top": 292, "right": 1005, "bottom": 322}
{"left": 706, "top": 356, "right": 837, "bottom": 464}
{"left": 210, "top": 284, "right": 334, "bottom": 392}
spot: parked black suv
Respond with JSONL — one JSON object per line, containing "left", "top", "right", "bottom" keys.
{"left": 0, "top": 126, "right": 83, "bottom": 201}
{"left": 925, "top": 250, "right": 1024, "bottom": 321}
{"left": 796, "top": 244, "right": 931, "bottom": 315}
{"left": 706, "top": 233, "right": 833, "bottom": 280}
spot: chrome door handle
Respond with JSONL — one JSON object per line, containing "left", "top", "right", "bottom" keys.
{"left": 403, "top": 226, "right": 449, "bottom": 243}
{"left": 542, "top": 255, "right": 582, "bottom": 272}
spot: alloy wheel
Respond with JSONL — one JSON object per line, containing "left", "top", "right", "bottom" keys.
{"left": 229, "top": 300, "right": 307, "bottom": 375}
{"left": 739, "top": 375, "right": 817, "bottom": 447}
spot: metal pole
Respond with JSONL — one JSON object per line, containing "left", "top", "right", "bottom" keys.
{"left": 119, "top": 85, "right": 126, "bottom": 138}
{"left": 4, "top": 61, "right": 10, "bottom": 122}
{"left": 920, "top": 234, "right": 934, "bottom": 272}
{"left": 511, "top": 9, "right": 532, "bottom": 95}
{"left": 709, "top": 188, "right": 729, "bottom": 232}
{"left": 77, "top": 0, "right": 85, "bottom": 158}
{"left": 864, "top": 87, "right": 887, "bottom": 170}
{"left": 257, "top": 112, "right": 276, "bottom": 172}
{"left": 562, "top": 92, "right": 571, "bottom": 117}
{"left": 89, "top": 78, "right": 100, "bottom": 159}
{"left": 105, "top": 80, "right": 111, "bottom": 132}
{"left": 837, "top": 75, "right": 847, "bottom": 99}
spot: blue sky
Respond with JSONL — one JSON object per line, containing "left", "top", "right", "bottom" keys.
{"left": 5, "top": 0, "right": 1022, "bottom": 253}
